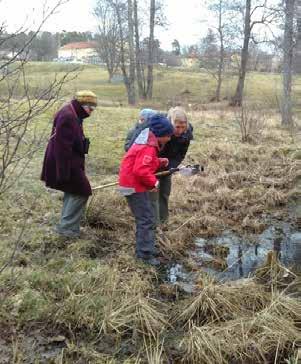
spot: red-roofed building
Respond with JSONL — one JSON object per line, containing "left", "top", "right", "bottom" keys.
{"left": 58, "top": 41, "right": 100, "bottom": 64}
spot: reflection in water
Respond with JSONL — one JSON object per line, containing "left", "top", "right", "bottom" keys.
{"left": 238, "top": 245, "right": 243, "bottom": 278}
{"left": 291, "top": 233, "right": 301, "bottom": 273}
{"left": 273, "top": 233, "right": 282, "bottom": 259}
{"left": 255, "top": 244, "right": 259, "bottom": 256}
{"left": 167, "top": 224, "right": 301, "bottom": 283}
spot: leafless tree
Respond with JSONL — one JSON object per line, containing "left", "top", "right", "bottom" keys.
{"left": 230, "top": 0, "right": 281, "bottom": 106}
{"left": 133, "top": 0, "right": 165, "bottom": 100}
{"left": 111, "top": 0, "right": 136, "bottom": 105}
{"left": 230, "top": 0, "right": 252, "bottom": 106}
{"left": 0, "top": 0, "right": 75, "bottom": 196}
{"left": 146, "top": 0, "right": 156, "bottom": 99}
{"left": 281, "top": 0, "right": 296, "bottom": 126}
{"left": 200, "top": 0, "right": 240, "bottom": 101}
{"left": 127, "top": 0, "right": 136, "bottom": 104}
{"left": 133, "top": 0, "right": 155, "bottom": 100}
{"left": 94, "top": 0, "right": 121, "bottom": 83}
{"left": 215, "top": 0, "right": 226, "bottom": 102}
{"left": 133, "top": 0, "right": 145, "bottom": 98}
{"left": 295, "top": 0, "right": 301, "bottom": 72}
{"left": 0, "top": 0, "right": 77, "bottom": 280}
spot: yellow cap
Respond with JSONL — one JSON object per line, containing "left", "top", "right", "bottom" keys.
{"left": 75, "top": 90, "right": 97, "bottom": 107}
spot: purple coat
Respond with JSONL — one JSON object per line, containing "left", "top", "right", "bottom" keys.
{"left": 41, "top": 100, "right": 92, "bottom": 197}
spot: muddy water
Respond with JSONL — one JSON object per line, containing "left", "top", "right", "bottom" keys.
{"left": 167, "top": 222, "right": 301, "bottom": 286}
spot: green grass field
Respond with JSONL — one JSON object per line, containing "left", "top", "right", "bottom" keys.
{"left": 5, "top": 62, "right": 301, "bottom": 111}
{"left": 0, "top": 62, "right": 300, "bottom": 363}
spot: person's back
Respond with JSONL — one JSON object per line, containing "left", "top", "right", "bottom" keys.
{"left": 41, "top": 90, "right": 97, "bottom": 238}
{"left": 124, "top": 108, "right": 156, "bottom": 152}
{"left": 41, "top": 98, "right": 92, "bottom": 196}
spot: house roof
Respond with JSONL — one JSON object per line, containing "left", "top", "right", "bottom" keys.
{"left": 60, "top": 41, "right": 98, "bottom": 50}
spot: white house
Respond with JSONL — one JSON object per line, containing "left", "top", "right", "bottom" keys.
{"left": 58, "top": 41, "right": 100, "bottom": 64}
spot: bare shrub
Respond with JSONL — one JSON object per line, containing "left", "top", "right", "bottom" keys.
{"left": 0, "top": 1, "right": 75, "bottom": 196}
{"left": 235, "top": 104, "right": 266, "bottom": 143}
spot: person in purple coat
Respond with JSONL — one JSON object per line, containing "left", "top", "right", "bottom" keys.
{"left": 41, "top": 90, "right": 97, "bottom": 238}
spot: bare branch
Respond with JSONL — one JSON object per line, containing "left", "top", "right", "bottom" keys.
{"left": 0, "top": 0, "right": 77, "bottom": 196}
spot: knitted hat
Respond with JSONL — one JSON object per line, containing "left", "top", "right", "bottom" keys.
{"left": 139, "top": 108, "right": 156, "bottom": 121}
{"left": 149, "top": 114, "right": 174, "bottom": 137}
{"left": 75, "top": 90, "right": 97, "bottom": 107}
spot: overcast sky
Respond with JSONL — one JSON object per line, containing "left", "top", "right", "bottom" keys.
{"left": 1, "top": 0, "right": 208, "bottom": 50}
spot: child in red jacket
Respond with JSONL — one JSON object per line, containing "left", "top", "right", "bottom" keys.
{"left": 119, "top": 114, "right": 174, "bottom": 265}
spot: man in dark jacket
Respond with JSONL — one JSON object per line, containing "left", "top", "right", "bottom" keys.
{"left": 154, "top": 119, "right": 193, "bottom": 225}
{"left": 41, "top": 90, "right": 97, "bottom": 238}
{"left": 124, "top": 107, "right": 193, "bottom": 226}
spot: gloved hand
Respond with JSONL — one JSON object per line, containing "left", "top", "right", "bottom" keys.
{"left": 159, "top": 158, "right": 169, "bottom": 168}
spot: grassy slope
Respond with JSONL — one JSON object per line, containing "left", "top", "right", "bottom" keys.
{"left": 0, "top": 63, "right": 300, "bottom": 363}
{"left": 7, "top": 62, "right": 301, "bottom": 110}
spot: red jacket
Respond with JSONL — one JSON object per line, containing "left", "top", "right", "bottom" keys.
{"left": 119, "top": 129, "right": 164, "bottom": 194}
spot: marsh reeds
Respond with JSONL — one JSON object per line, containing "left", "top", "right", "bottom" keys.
{"left": 1, "top": 107, "right": 300, "bottom": 363}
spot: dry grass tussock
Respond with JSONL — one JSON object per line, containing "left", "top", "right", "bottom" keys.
{"left": 2, "top": 262, "right": 167, "bottom": 339}
{"left": 176, "top": 278, "right": 271, "bottom": 327}
{"left": 179, "top": 282, "right": 301, "bottom": 364}
{"left": 180, "top": 310, "right": 300, "bottom": 364}
{"left": 86, "top": 188, "right": 130, "bottom": 232}
{"left": 255, "top": 251, "right": 297, "bottom": 288}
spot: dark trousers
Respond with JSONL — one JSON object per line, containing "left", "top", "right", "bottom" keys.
{"left": 56, "top": 193, "right": 88, "bottom": 237}
{"left": 150, "top": 175, "right": 172, "bottom": 225}
{"left": 126, "top": 192, "right": 156, "bottom": 259}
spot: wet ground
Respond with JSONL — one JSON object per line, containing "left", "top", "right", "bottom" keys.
{"left": 167, "top": 222, "right": 301, "bottom": 288}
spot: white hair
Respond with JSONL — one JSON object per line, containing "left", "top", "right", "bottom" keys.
{"left": 167, "top": 107, "right": 188, "bottom": 128}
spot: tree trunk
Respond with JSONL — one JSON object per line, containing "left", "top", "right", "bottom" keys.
{"left": 114, "top": 4, "right": 129, "bottom": 94}
{"left": 294, "top": 0, "right": 301, "bottom": 72}
{"left": 114, "top": 1, "right": 131, "bottom": 102}
{"left": 114, "top": 0, "right": 136, "bottom": 105}
{"left": 216, "top": 47, "right": 224, "bottom": 101}
{"left": 127, "top": 0, "right": 136, "bottom": 105}
{"left": 282, "top": 0, "right": 295, "bottom": 126}
{"left": 108, "top": 70, "right": 113, "bottom": 83}
{"left": 134, "top": 0, "right": 146, "bottom": 98}
{"left": 230, "top": 0, "right": 251, "bottom": 106}
{"left": 215, "top": 0, "right": 224, "bottom": 102}
{"left": 146, "top": 0, "right": 155, "bottom": 99}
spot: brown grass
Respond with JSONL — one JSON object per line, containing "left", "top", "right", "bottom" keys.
{"left": 180, "top": 310, "right": 300, "bottom": 364}
{"left": 176, "top": 279, "right": 271, "bottom": 327}
{"left": 1, "top": 106, "right": 300, "bottom": 363}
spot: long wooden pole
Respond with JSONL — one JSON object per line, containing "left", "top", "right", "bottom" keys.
{"left": 92, "top": 182, "right": 118, "bottom": 191}
{"left": 92, "top": 169, "right": 178, "bottom": 192}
